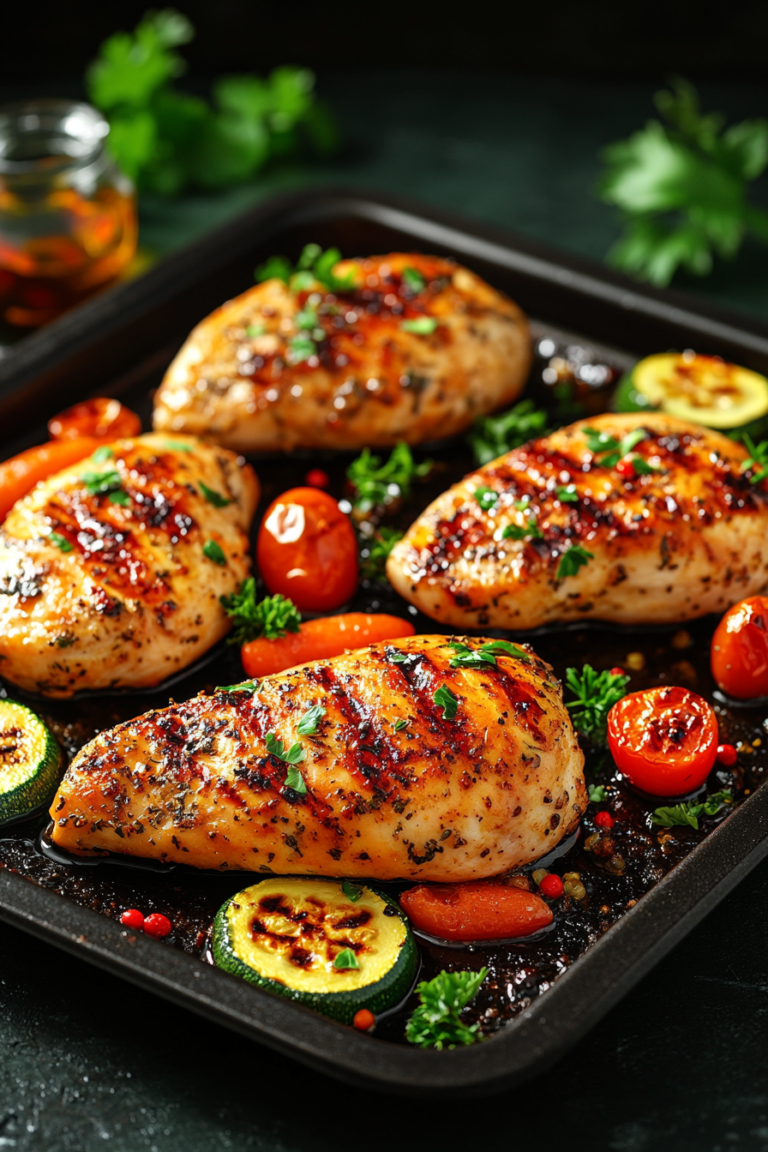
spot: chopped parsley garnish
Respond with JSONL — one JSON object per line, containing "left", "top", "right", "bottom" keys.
{"left": 347, "top": 442, "right": 432, "bottom": 513}
{"left": 255, "top": 255, "right": 294, "bottom": 284}
{"left": 557, "top": 484, "right": 579, "bottom": 502}
{"left": 334, "top": 948, "right": 359, "bottom": 970}
{"left": 434, "top": 685, "right": 459, "bottom": 721}
{"left": 583, "top": 426, "right": 648, "bottom": 469}
{"left": 400, "top": 317, "right": 438, "bottom": 335}
{"left": 360, "top": 527, "right": 404, "bottom": 581}
{"left": 342, "top": 880, "right": 364, "bottom": 902}
{"left": 473, "top": 486, "right": 499, "bottom": 511}
{"left": 217, "top": 679, "right": 260, "bottom": 694}
{"left": 108, "top": 489, "right": 131, "bottom": 506}
{"left": 556, "top": 543, "right": 594, "bottom": 580}
{"left": 514, "top": 496, "right": 531, "bottom": 510}
{"left": 49, "top": 532, "right": 72, "bottom": 553}
{"left": 565, "top": 664, "right": 630, "bottom": 742}
{"left": 79, "top": 468, "right": 124, "bottom": 496}
{"left": 265, "top": 733, "right": 305, "bottom": 765}
{"left": 631, "top": 456, "right": 660, "bottom": 475}
{"left": 297, "top": 704, "right": 326, "bottom": 735}
{"left": 199, "top": 482, "right": 231, "bottom": 507}
{"left": 588, "top": 783, "right": 608, "bottom": 803}
{"left": 740, "top": 434, "right": 768, "bottom": 484}
{"left": 388, "top": 650, "right": 409, "bottom": 664}
{"left": 92, "top": 445, "right": 114, "bottom": 463}
{"left": 295, "top": 308, "right": 317, "bottom": 330}
{"left": 402, "top": 266, "right": 426, "bottom": 293}
{"left": 165, "top": 441, "right": 193, "bottom": 452}
{"left": 256, "top": 244, "right": 356, "bottom": 293}
{"left": 395, "top": 718, "right": 408, "bottom": 731}
{"left": 448, "top": 640, "right": 530, "bottom": 668}
{"left": 287, "top": 336, "right": 317, "bottom": 364}
{"left": 246, "top": 323, "right": 266, "bottom": 338}
{"left": 220, "top": 581, "right": 302, "bottom": 645}
{"left": 467, "top": 399, "right": 548, "bottom": 466}
{"left": 406, "top": 968, "right": 488, "bottom": 1050}
{"left": 652, "top": 791, "right": 733, "bottom": 830}
{"left": 203, "top": 539, "right": 227, "bottom": 565}
{"left": 502, "top": 517, "right": 543, "bottom": 541}
{"left": 284, "top": 764, "right": 307, "bottom": 795}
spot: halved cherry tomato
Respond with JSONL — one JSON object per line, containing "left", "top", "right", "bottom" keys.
{"left": 0, "top": 437, "right": 103, "bottom": 522}
{"left": 711, "top": 596, "right": 768, "bottom": 700}
{"left": 256, "top": 487, "right": 358, "bottom": 611}
{"left": 241, "top": 612, "right": 414, "bottom": 678}
{"left": 607, "top": 686, "right": 718, "bottom": 797}
{"left": 48, "top": 397, "right": 142, "bottom": 441}
{"left": 399, "top": 882, "right": 553, "bottom": 942}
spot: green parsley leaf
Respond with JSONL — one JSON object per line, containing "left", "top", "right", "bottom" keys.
{"left": 406, "top": 968, "right": 487, "bottom": 1050}
{"left": 203, "top": 539, "right": 227, "bottom": 565}
{"left": 740, "top": 433, "right": 768, "bottom": 484}
{"left": 297, "top": 704, "right": 326, "bottom": 735}
{"left": 448, "top": 640, "right": 530, "bottom": 669}
{"left": 199, "top": 481, "right": 231, "bottom": 507}
{"left": 164, "top": 441, "right": 193, "bottom": 452}
{"left": 502, "top": 517, "right": 543, "bottom": 541}
{"left": 387, "top": 649, "right": 409, "bottom": 664}
{"left": 217, "top": 679, "right": 260, "bottom": 693}
{"left": 402, "top": 267, "right": 426, "bottom": 293}
{"left": 295, "top": 308, "right": 317, "bottom": 330}
{"left": 108, "top": 489, "right": 131, "bottom": 506}
{"left": 434, "top": 685, "right": 459, "bottom": 720}
{"left": 360, "top": 527, "right": 404, "bottom": 581}
{"left": 284, "top": 764, "right": 307, "bottom": 794}
{"left": 265, "top": 732, "right": 305, "bottom": 765}
{"left": 400, "top": 317, "right": 438, "bottom": 335}
{"left": 557, "top": 484, "right": 579, "bottom": 502}
{"left": 652, "top": 790, "right": 733, "bottom": 830}
{"left": 48, "top": 532, "right": 73, "bottom": 553}
{"left": 347, "top": 442, "right": 432, "bottom": 513}
{"left": 342, "top": 880, "right": 364, "bottom": 902}
{"left": 79, "top": 468, "right": 123, "bottom": 496}
{"left": 333, "top": 948, "right": 359, "bottom": 970}
{"left": 588, "top": 783, "right": 608, "bottom": 803}
{"left": 246, "top": 322, "right": 266, "bottom": 338}
{"left": 514, "top": 496, "right": 531, "bottom": 510}
{"left": 92, "top": 445, "right": 114, "bottom": 463}
{"left": 631, "top": 455, "right": 660, "bottom": 475}
{"left": 256, "top": 255, "right": 293, "bottom": 283}
{"left": 473, "top": 486, "right": 499, "bottom": 511}
{"left": 565, "top": 664, "right": 630, "bottom": 742}
{"left": 287, "top": 336, "right": 316, "bottom": 364}
{"left": 467, "top": 399, "right": 549, "bottom": 466}
{"left": 220, "top": 581, "right": 301, "bottom": 645}
{"left": 557, "top": 543, "right": 594, "bottom": 580}
{"left": 395, "top": 718, "right": 408, "bottom": 731}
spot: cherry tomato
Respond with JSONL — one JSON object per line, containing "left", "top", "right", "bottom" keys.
{"left": 256, "top": 487, "right": 358, "bottom": 611}
{"left": 48, "top": 397, "right": 142, "bottom": 441}
{"left": 716, "top": 743, "right": 738, "bottom": 768}
{"left": 607, "top": 686, "right": 718, "bottom": 797}
{"left": 711, "top": 596, "right": 768, "bottom": 699}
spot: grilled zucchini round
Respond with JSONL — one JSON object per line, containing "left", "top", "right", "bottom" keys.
{"left": 212, "top": 878, "right": 418, "bottom": 1024}
{"left": 0, "top": 700, "right": 64, "bottom": 826}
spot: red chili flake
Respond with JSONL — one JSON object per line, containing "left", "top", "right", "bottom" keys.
{"left": 595, "top": 811, "right": 615, "bottom": 830}
{"left": 610, "top": 666, "right": 625, "bottom": 677}
{"left": 353, "top": 1008, "right": 376, "bottom": 1032}
{"left": 716, "top": 743, "right": 738, "bottom": 768}
{"left": 306, "top": 469, "right": 330, "bottom": 489}
{"left": 143, "top": 913, "right": 172, "bottom": 938}
{"left": 120, "top": 909, "right": 144, "bottom": 929}
{"left": 539, "top": 874, "right": 564, "bottom": 898}
{"left": 615, "top": 459, "right": 635, "bottom": 479}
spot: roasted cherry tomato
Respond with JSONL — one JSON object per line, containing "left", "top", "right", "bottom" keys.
{"left": 48, "top": 397, "right": 142, "bottom": 441}
{"left": 607, "top": 686, "right": 718, "bottom": 797}
{"left": 711, "top": 596, "right": 768, "bottom": 700}
{"left": 256, "top": 487, "right": 358, "bottom": 611}
{"left": 400, "top": 882, "right": 553, "bottom": 942}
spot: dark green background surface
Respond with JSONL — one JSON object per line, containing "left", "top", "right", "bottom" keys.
{"left": 2, "top": 73, "right": 768, "bottom": 1151}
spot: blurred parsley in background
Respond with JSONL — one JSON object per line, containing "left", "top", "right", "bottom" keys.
{"left": 597, "top": 77, "right": 768, "bottom": 287}
{"left": 87, "top": 9, "right": 339, "bottom": 195}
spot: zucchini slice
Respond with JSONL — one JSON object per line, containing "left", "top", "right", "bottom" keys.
{"left": 615, "top": 352, "right": 768, "bottom": 437}
{"left": 212, "top": 878, "right": 418, "bottom": 1024}
{"left": 0, "top": 700, "right": 64, "bottom": 826}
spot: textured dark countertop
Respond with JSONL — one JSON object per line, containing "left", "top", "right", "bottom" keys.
{"left": 2, "top": 72, "right": 768, "bottom": 1151}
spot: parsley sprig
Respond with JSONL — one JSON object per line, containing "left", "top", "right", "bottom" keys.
{"left": 256, "top": 243, "right": 356, "bottom": 293}
{"left": 503, "top": 517, "right": 543, "bottom": 541}
{"left": 556, "top": 543, "right": 594, "bottom": 580}
{"left": 598, "top": 77, "right": 768, "bottom": 287}
{"left": 406, "top": 969, "right": 488, "bottom": 1050}
{"left": 448, "top": 640, "right": 530, "bottom": 668}
{"left": 652, "top": 791, "right": 733, "bottom": 830}
{"left": 220, "top": 580, "right": 301, "bottom": 645}
{"left": 740, "top": 434, "right": 768, "bottom": 484}
{"left": 583, "top": 426, "right": 655, "bottom": 471}
{"left": 467, "top": 399, "right": 548, "bottom": 466}
{"left": 565, "top": 664, "right": 630, "bottom": 742}
{"left": 265, "top": 733, "right": 304, "bottom": 765}
{"left": 347, "top": 442, "right": 432, "bottom": 514}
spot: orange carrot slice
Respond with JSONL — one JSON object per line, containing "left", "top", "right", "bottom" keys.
{"left": 240, "top": 612, "right": 415, "bottom": 678}
{"left": 400, "top": 882, "right": 553, "bottom": 941}
{"left": 0, "top": 437, "right": 104, "bottom": 521}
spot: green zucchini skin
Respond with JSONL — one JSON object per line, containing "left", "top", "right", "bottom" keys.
{"left": 614, "top": 368, "right": 768, "bottom": 441}
{"left": 0, "top": 701, "right": 64, "bottom": 827}
{"left": 212, "top": 882, "right": 418, "bottom": 1024}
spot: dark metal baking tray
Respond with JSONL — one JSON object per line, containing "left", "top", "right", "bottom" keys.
{"left": 1, "top": 187, "right": 768, "bottom": 1097}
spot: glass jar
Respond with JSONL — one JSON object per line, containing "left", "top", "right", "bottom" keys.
{"left": 0, "top": 99, "right": 137, "bottom": 328}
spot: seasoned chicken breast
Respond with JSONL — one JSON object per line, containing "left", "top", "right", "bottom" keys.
{"left": 0, "top": 435, "right": 258, "bottom": 697}
{"left": 387, "top": 413, "right": 768, "bottom": 630}
{"left": 50, "top": 634, "right": 586, "bottom": 880}
{"left": 152, "top": 253, "right": 531, "bottom": 452}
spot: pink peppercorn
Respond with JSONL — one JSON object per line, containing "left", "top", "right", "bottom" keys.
{"left": 595, "top": 811, "right": 615, "bottom": 830}
{"left": 539, "top": 874, "right": 564, "bottom": 898}
{"left": 120, "top": 909, "right": 144, "bottom": 930}
{"left": 143, "top": 913, "right": 172, "bottom": 938}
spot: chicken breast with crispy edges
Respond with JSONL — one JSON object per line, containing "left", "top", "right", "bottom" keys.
{"left": 387, "top": 413, "right": 768, "bottom": 630}
{"left": 152, "top": 252, "right": 531, "bottom": 452}
{"left": 50, "top": 634, "right": 586, "bottom": 879}
{"left": 0, "top": 435, "right": 258, "bottom": 697}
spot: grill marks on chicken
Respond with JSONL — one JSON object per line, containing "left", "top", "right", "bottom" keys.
{"left": 0, "top": 434, "right": 258, "bottom": 696}
{"left": 50, "top": 635, "right": 586, "bottom": 880}
{"left": 152, "top": 253, "right": 531, "bottom": 452}
{"left": 387, "top": 414, "right": 768, "bottom": 629}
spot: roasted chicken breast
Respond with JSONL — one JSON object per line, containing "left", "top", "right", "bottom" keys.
{"left": 387, "top": 413, "right": 768, "bottom": 629}
{"left": 152, "top": 252, "right": 531, "bottom": 452}
{"left": 50, "top": 634, "right": 586, "bottom": 880}
{"left": 0, "top": 434, "right": 258, "bottom": 697}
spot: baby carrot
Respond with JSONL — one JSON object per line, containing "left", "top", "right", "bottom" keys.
{"left": 399, "top": 882, "right": 553, "bottom": 942}
{"left": 0, "top": 437, "right": 104, "bottom": 521}
{"left": 241, "top": 612, "right": 415, "bottom": 677}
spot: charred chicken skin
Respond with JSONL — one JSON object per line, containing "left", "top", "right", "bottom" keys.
{"left": 152, "top": 253, "right": 531, "bottom": 452}
{"left": 0, "top": 435, "right": 258, "bottom": 697}
{"left": 50, "top": 635, "right": 586, "bottom": 879}
{"left": 387, "top": 413, "right": 768, "bottom": 630}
